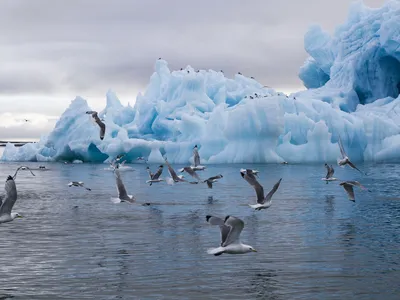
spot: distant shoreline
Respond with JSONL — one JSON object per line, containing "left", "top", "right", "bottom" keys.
{"left": 0, "top": 141, "right": 34, "bottom": 147}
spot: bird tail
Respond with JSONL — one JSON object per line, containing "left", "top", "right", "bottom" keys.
{"left": 207, "top": 247, "right": 224, "bottom": 256}
{"left": 86, "top": 187, "right": 92, "bottom": 191}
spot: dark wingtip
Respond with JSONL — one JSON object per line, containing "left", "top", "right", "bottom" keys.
{"left": 224, "top": 215, "right": 230, "bottom": 222}
{"left": 159, "top": 165, "right": 164, "bottom": 168}
{"left": 143, "top": 203, "right": 151, "bottom": 206}
{"left": 206, "top": 215, "right": 212, "bottom": 222}
{"left": 6, "top": 175, "right": 13, "bottom": 181}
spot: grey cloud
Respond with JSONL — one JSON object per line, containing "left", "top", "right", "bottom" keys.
{"left": 0, "top": 0, "right": 386, "bottom": 112}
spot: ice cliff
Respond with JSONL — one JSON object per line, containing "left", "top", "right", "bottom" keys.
{"left": 2, "top": 0, "right": 400, "bottom": 164}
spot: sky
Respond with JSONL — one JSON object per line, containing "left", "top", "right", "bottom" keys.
{"left": 0, "top": 0, "right": 386, "bottom": 140}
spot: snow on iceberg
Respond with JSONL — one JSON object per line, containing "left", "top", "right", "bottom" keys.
{"left": 2, "top": 0, "right": 400, "bottom": 164}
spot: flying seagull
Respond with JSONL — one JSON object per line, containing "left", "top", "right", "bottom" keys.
{"left": 206, "top": 215, "right": 257, "bottom": 256}
{"left": 0, "top": 167, "right": 35, "bottom": 224}
{"left": 68, "top": 181, "right": 91, "bottom": 191}
{"left": 164, "top": 159, "right": 186, "bottom": 183}
{"left": 240, "top": 168, "right": 259, "bottom": 177}
{"left": 240, "top": 169, "right": 282, "bottom": 210}
{"left": 179, "top": 166, "right": 201, "bottom": 183}
{"left": 146, "top": 165, "right": 164, "bottom": 185}
{"left": 191, "top": 145, "right": 206, "bottom": 171}
{"left": 13, "top": 166, "right": 36, "bottom": 179}
{"left": 337, "top": 135, "right": 364, "bottom": 174}
{"left": 86, "top": 111, "right": 106, "bottom": 140}
{"left": 339, "top": 181, "right": 371, "bottom": 202}
{"left": 0, "top": 176, "right": 23, "bottom": 224}
{"left": 322, "top": 163, "right": 337, "bottom": 184}
{"left": 113, "top": 169, "right": 135, "bottom": 203}
{"left": 203, "top": 174, "right": 223, "bottom": 189}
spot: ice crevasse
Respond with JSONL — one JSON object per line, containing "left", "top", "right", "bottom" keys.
{"left": 2, "top": 0, "right": 400, "bottom": 164}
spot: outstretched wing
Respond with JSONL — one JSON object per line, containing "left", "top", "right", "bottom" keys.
{"left": 338, "top": 135, "right": 347, "bottom": 158}
{"left": 241, "top": 170, "right": 265, "bottom": 203}
{"left": 264, "top": 178, "right": 282, "bottom": 203}
{"left": 347, "top": 161, "right": 364, "bottom": 174}
{"left": 183, "top": 167, "right": 200, "bottom": 181}
{"left": 206, "top": 215, "right": 230, "bottom": 246}
{"left": 88, "top": 111, "right": 106, "bottom": 140}
{"left": 207, "top": 174, "right": 223, "bottom": 181}
{"left": 206, "top": 180, "right": 213, "bottom": 189}
{"left": 152, "top": 166, "right": 164, "bottom": 180}
{"left": 165, "top": 160, "right": 179, "bottom": 181}
{"left": 115, "top": 169, "right": 129, "bottom": 200}
{"left": 342, "top": 183, "right": 355, "bottom": 201}
{"left": 222, "top": 216, "right": 245, "bottom": 247}
{"left": 328, "top": 165, "right": 335, "bottom": 178}
{"left": 0, "top": 176, "right": 17, "bottom": 215}
{"left": 193, "top": 147, "right": 200, "bottom": 166}
{"left": 325, "top": 164, "right": 330, "bottom": 178}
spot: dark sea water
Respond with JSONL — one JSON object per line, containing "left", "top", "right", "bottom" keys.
{"left": 0, "top": 161, "right": 399, "bottom": 300}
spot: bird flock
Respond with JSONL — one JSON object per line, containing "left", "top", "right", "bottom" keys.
{"left": 1, "top": 122, "right": 371, "bottom": 256}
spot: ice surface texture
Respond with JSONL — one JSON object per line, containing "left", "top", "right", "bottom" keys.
{"left": 2, "top": 0, "right": 400, "bottom": 163}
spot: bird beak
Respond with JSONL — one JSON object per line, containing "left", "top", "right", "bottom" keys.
{"left": 18, "top": 215, "right": 23, "bottom": 218}
{"left": 252, "top": 249, "right": 257, "bottom": 252}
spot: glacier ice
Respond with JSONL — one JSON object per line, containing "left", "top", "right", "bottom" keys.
{"left": 2, "top": 0, "right": 400, "bottom": 164}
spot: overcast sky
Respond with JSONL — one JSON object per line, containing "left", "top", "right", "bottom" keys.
{"left": 0, "top": 0, "right": 386, "bottom": 140}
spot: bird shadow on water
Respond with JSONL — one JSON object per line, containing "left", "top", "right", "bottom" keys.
{"left": 324, "top": 195, "right": 336, "bottom": 216}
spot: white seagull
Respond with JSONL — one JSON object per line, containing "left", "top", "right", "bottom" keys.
{"left": 164, "top": 159, "right": 186, "bottom": 184}
{"left": 240, "top": 169, "right": 282, "bottom": 210}
{"left": 112, "top": 169, "right": 135, "bottom": 203}
{"left": 146, "top": 165, "right": 164, "bottom": 185}
{"left": 203, "top": 174, "right": 223, "bottom": 189}
{"left": 339, "top": 181, "right": 371, "bottom": 202}
{"left": 86, "top": 110, "right": 106, "bottom": 140}
{"left": 337, "top": 135, "right": 365, "bottom": 174}
{"left": 191, "top": 145, "right": 206, "bottom": 171}
{"left": 206, "top": 215, "right": 257, "bottom": 256}
{"left": 0, "top": 176, "right": 23, "bottom": 224}
{"left": 68, "top": 181, "right": 91, "bottom": 191}
{"left": 322, "top": 163, "right": 337, "bottom": 184}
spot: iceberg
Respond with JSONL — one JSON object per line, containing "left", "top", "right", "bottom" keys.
{"left": 2, "top": 0, "right": 400, "bottom": 164}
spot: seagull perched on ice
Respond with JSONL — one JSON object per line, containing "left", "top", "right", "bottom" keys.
{"left": 203, "top": 174, "right": 223, "bottom": 189}
{"left": 337, "top": 135, "right": 364, "bottom": 174}
{"left": 240, "top": 169, "right": 282, "bottom": 210}
{"left": 339, "top": 181, "right": 371, "bottom": 202}
{"left": 86, "top": 111, "right": 106, "bottom": 140}
{"left": 322, "top": 163, "right": 337, "bottom": 184}
{"left": 206, "top": 215, "right": 257, "bottom": 256}
{"left": 68, "top": 181, "right": 91, "bottom": 191}
{"left": 112, "top": 169, "right": 135, "bottom": 203}
{"left": 146, "top": 165, "right": 164, "bottom": 186}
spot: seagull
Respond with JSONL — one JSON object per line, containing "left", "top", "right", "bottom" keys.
{"left": 240, "top": 169, "right": 282, "bottom": 210}
{"left": 86, "top": 111, "right": 106, "bottom": 140}
{"left": 240, "top": 168, "right": 259, "bottom": 177}
{"left": 0, "top": 176, "right": 23, "bottom": 224}
{"left": 179, "top": 166, "right": 201, "bottom": 183}
{"left": 13, "top": 166, "right": 36, "bottom": 179}
{"left": 206, "top": 215, "right": 257, "bottom": 256}
{"left": 146, "top": 165, "right": 164, "bottom": 185}
{"left": 337, "top": 135, "right": 364, "bottom": 174}
{"left": 113, "top": 169, "right": 135, "bottom": 203}
{"left": 164, "top": 159, "right": 186, "bottom": 183}
{"left": 68, "top": 181, "right": 91, "bottom": 191}
{"left": 322, "top": 163, "right": 337, "bottom": 184}
{"left": 191, "top": 145, "right": 206, "bottom": 171}
{"left": 339, "top": 181, "right": 371, "bottom": 202}
{"left": 203, "top": 174, "right": 223, "bottom": 189}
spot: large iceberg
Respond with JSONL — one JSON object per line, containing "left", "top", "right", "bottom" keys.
{"left": 2, "top": 0, "right": 400, "bottom": 164}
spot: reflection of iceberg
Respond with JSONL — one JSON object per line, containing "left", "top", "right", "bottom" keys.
{"left": 2, "top": 0, "right": 400, "bottom": 163}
